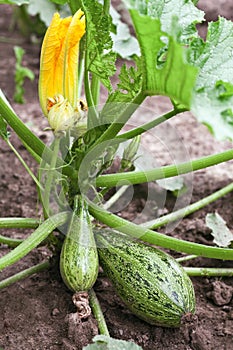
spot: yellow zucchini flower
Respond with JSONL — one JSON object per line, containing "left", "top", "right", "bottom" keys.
{"left": 39, "top": 10, "right": 86, "bottom": 135}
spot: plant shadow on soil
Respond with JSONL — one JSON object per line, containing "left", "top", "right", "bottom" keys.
{"left": 0, "top": 2, "right": 233, "bottom": 350}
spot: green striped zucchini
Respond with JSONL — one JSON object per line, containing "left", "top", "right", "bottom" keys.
{"left": 96, "top": 229, "right": 195, "bottom": 327}
{"left": 60, "top": 196, "right": 99, "bottom": 292}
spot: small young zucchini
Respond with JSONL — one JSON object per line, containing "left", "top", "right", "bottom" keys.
{"left": 60, "top": 196, "right": 99, "bottom": 292}
{"left": 96, "top": 229, "right": 195, "bottom": 327}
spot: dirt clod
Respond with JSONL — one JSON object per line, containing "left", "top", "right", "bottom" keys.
{"left": 206, "top": 281, "right": 233, "bottom": 306}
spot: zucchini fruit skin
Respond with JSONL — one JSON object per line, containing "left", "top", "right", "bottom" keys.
{"left": 60, "top": 196, "right": 99, "bottom": 292}
{"left": 96, "top": 230, "right": 195, "bottom": 327}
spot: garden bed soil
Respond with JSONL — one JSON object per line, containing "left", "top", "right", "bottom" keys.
{"left": 0, "top": 2, "right": 233, "bottom": 350}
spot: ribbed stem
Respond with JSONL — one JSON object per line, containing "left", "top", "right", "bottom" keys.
{"left": 0, "top": 212, "right": 69, "bottom": 271}
{"left": 89, "top": 288, "right": 110, "bottom": 336}
{"left": 0, "top": 260, "right": 50, "bottom": 289}
{"left": 143, "top": 181, "right": 233, "bottom": 229}
{"left": 117, "top": 108, "right": 186, "bottom": 141}
{"left": 96, "top": 148, "right": 233, "bottom": 188}
{"left": 88, "top": 202, "right": 233, "bottom": 260}
{"left": 184, "top": 267, "right": 233, "bottom": 277}
{"left": 0, "top": 217, "right": 40, "bottom": 229}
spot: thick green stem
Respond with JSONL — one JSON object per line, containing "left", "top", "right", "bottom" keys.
{"left": 103, "top": 0, "right": 110, "bottom": 15}
{"left": 0, "top": 217, "right": 40, "bottom": 229}
{"left": 0, "top": 211, "right": 69, "bottom": 271}
{"left": 184, "top": 267, "right": 233, "bottom": 277}
{"left": 0, "top": 97, "right": 45, "bottom": 160}
{"left": 89, "top": 288, "right": 110, "bottom": 336}
{"left": 0, "top": 97, "right": 75, "bottom": 178}
{"left": 43, "top": 137, "right": 61, "bottom": 218}
{"left": 0, "top": 260, "right": 50, "bottom": 289}
{"left": 143, "top": 182, "right": 233, "bottom": 229}
{"left": 117, "top": 108, "right": 186, "bottom": 141}
{"left": 96, "top": 148, "right": 233, "bottom": 188}
{"left": 84, "top": 70, "right": 99, "bottom": 129}
{"left": 91, "top": 92, "right": 146, "bottom": 150}
{"left": 91, "top": 74, "right": 100, "bottom": 106}
{"left": 88, "top": 202, "right": 233, "bottom": 260}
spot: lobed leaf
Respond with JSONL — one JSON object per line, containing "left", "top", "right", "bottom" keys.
{"left": 110, "top": 5, "right": 140, "bottom": 59}
{"left": 81, "top": 0, "right": 116, "bottom": 90}
{"left": 123, "top": 0, "right": 205, "bottom": 43}
{"left": 129, "top": 11, "right": 198, "bottom": 108}
{"left": 190, "top": 17, "right": 233, "bottom": 141}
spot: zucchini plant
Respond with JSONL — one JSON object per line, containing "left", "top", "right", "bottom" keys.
{"left": 0, "top": 0, "right": 233, "bottom": 347}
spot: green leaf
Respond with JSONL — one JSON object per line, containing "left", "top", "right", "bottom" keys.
{"left": 13, "top": 46, "right": 35, "bottom": 104}
{"left": 190, "top": 17, "right": 233, "bottom": 140}
{"left": 129, "top": 11, "right": 198, "bottom": 108}
{"left": 206, "top": 212, "right": 233, "bottom": 248}
{"left": 83, "top": 335, "right": 143, "bottom": 350}
{"left": 110, "top": 6, "right": 140, "bottom": 59}
{"left": 123, "top": 0, "right": 205, "bottom": 43}
{"left": 102, "top": 59, "right": 143, "bottom": 122}
{"left": 81, "top": 0, "right": 116, "bottom": 90}
{"left": 28, "top": 0, "right": 57, "bottom": 26}
{"left": 0, "top": 0, "right": 29, "bottom": 4}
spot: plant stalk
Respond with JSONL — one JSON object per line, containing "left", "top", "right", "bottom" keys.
{"left": 184, "top": 267, "right": 233, "bottom": 277}
{"left": 89, "top": 202, "right": 233, "bottom": 260}
{"left": 0, "top": 235, "right": 23, "bottom": 248}
{"left": 0, "top": 96, "right": 75, "bottom": 178}
{"left": 143, "top": 181, "right": 233, "bottom": 229}
{"left": 0, "top": 260, "right": 50, "bottom": 290}
{"left": 96, "top": 148, "right": 233, "bottom": 188}
{"left": 6, "top": 139, "right": 43, "bottom": 190}
{"left": 89, "top": 288, "right": 110, "bottom": 336}
{"left": 117, "top": 108, "right": 186, "bottom": 141}
{"left": 0, "top": 217, "right": 40, "bottom": 229}
{"left": 176, "top": 255, "right": 198, "bottom": 263}
{"left": 43, "top": 137, "right": 61, "bottom": 218}
{"left": 0, "top": 211, "right": 69, "bottom": 271}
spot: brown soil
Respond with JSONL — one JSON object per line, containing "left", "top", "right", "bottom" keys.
{"left": 0, "top": 2, "right": 233, "bottom": 350}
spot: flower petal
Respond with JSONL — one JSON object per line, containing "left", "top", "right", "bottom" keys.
{"left": 63, "top": 9, "right": 85, "bottom": 108}
{"left": 39, "top": 11, "right": 85, "bottom": 116}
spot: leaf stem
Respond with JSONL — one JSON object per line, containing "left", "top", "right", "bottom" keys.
{"left": 184, "top": 267, "right": 233, "bottom": 277}
{"left": 88, "top": 202, "right": 233, "bottom": 260}
{"left": 0, "top": 96, "right": 75, "bottom": 178}
{"left": 91, "top": 92, "right": 146, "bottom": 150}
{"left": 176, "top": 255, "right": 198, "bottom": 263}
{"left": 103, "top": 0, "right": 110, "bottom": 15}
{"left": 0, "top": 260, "right": 50, "bottom": 290}
{"left": 6, "top": 139, "right": 43, "bottom": 190}
{"left": 0, "top": 217, "right": 40, "bottom": 229}
{"left": 0, "top": 96, "right": 45, "bottom": 160}
{"left": 117, "top": 108, "right": 186, "bottom": 140}
{"left": 43, "top": 137, "right": 61, "bottom": 218}
{"left": 0, "top": 211, "right": 69, "bottom": 271}
{"left": 89, "top": 288, "right": 110, "bottom": 336}
{"left": 143, "top": 181, "right": 233, "bottom": 229}
{"left": 96, "top": 148, "right": 233, "bottom": 188}
{"left": 91, "top": 74, "right": 100, "bottom": 106}
{"left": 0, "top": 235, "right": 23, "bottom": 248}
